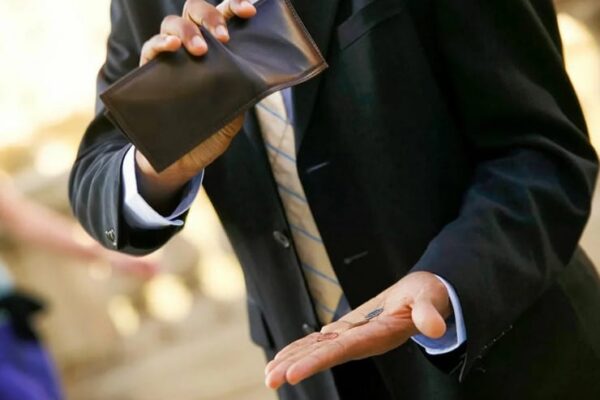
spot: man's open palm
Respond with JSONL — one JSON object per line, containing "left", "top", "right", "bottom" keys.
{"left": 264, "top": 271, "right": 452, "bottom": 389}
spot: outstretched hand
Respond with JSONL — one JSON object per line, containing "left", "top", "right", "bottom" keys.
{"left": 265, "top": 271, "right": 451, "bottom": 389}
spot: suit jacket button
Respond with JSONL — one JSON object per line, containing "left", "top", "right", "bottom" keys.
{"left": 105, "top": 228, "right": 117, "bottom": 246}
{"left": 302, "top": 323, "right": 316, "bottom": 335}
{"left": 273, "top": 230, "right": 291, "bottom": 248}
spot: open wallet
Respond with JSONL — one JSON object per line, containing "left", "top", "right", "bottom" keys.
{"left": 100, "top": 0, "right": 327, "bottom": 172}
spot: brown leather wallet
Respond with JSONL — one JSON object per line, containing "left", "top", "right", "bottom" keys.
{"left": 100, "top": 0, "right": 327, "bottom": 172}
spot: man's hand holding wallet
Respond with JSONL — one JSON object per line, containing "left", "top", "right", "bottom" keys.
{"left": 133, "top": 0, "right": 257, "bottom": 213}
{"left": 101, "top": 0, "right": 328, "bottom": 212}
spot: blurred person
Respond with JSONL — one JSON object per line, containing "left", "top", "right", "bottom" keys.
{"left": 0, "top": 179, "right": 158, "bottom": 278}
{"left": 0, "top": 178, "right": 158, "bottom": 399}
{"left": 71, "top": 0, "right": 600, "bottom": 399}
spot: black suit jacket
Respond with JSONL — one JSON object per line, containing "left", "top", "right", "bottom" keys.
{"left": 70, "top": 0, "right": 600, "bottom": 398}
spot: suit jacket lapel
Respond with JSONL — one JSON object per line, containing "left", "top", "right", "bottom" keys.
{"left": 290, "top": 0, "right": 341, "bottom": 153}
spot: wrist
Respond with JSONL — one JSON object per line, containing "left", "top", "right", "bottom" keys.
{"left": 135, "top": 150, "right": 195, "bottom": 190}
{"left": 134, "top": 150, "right": 195, "bottom": 214}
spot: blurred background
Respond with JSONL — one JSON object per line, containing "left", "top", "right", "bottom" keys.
{"left": 0, "top": 0, "right": 598, "bottom": 399}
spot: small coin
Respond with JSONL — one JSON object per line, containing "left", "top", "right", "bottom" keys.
{"left": 365, "top": 307, "right": 384, "bottom": 320}
{"left": 317, "top": 332, "right": 339, "bottom": 342}
{"left": 339, "top": 307, "right": 385, "bottom": 329}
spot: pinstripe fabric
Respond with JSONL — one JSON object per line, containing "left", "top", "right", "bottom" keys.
{"left": 256, "top": 92, "right": 349, "bottom": 324}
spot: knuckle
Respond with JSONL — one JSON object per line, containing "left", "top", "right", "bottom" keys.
{"left": 141, "top": 34, "right": 166, "bottom": 56}
{"left": 141, "top": 41, "right": 155, "bottom": 57}
{"left": 151, "top": 33, "right": 165, "bottom": 44}
{"left": 217, "top": 2, "right": 234, "bottom": 18}
{"left": 185, "top": 0, "right": 204, "bottom": 14}
{"left": 207, "top": 6, "right": 225, "bottom": 18}
{"left": 187, "top": 0, "right": 223, "bottom": 23}
{"left": 160, "top": 15, "right": 180, "bottom": 32}
{"left": 206, "top": 15, "right": 225, "bottom": 27}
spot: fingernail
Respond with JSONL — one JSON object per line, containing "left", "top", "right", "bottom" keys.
{"left": 241, "top": 0, "right": 252, "bottom": 6}
{"left": 191, "top": 35, "right": 205, "bottom": 49}
{"left": 215, "top": 25, "right": 229, "bottom": 39}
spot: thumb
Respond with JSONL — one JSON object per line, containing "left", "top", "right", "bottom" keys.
{"left": 411, "top": 291, "right": 447, "bottom": 339}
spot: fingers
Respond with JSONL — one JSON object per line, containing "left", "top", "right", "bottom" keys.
{"left": 217, "top": 0, "right": 257, "bottom": 20}
{"left": 411, "top": 291, "right": 447, "bottom": 339}
{"left": 140, "top": 34, "right": 182, "bottom": 66}
{"left": 266, "top": 316, "right": 413, "bottom": 389}
{"left": 161, "top": 15, "right": 208, "bottom": 56}
{"left": 267, "top": 342, "right": 326, "bottom": 388}
{"left": 184, "top": 0, "right": 229, "bottom": 42}
{"left": 142, "top": 0, "right": 258, "bottom": 66}
{"left": 266, "top": 333, "right": 351, "bottom": 389}
{"left": 268, "top": 333, "right": 320, "bottom": 366}
{"left": 183, "top": 0, "right": 256, "bottom": 41}
{"left": 285, "top": 340, "right": 354, "bottom": 386}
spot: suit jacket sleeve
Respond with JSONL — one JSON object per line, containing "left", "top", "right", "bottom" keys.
{"left": 69, "top": 0, "right": 186, "bottom": 255}
{"left": 411, "top": 0, "right": 598, "bottom": 377}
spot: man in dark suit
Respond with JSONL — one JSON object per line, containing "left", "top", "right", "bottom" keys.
{"left": 70, "top": 0, "right": 600, "bottom": 398}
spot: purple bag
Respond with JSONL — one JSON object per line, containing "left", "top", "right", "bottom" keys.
{"left": 0, "top": 293, "right": 63, "bottom": 400}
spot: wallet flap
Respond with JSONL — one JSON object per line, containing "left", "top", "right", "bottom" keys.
{"left": 100, "top": 0, "right": 327, "bottom": 172}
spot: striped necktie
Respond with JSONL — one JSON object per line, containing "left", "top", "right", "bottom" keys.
{"left": 255, "top": 91, "right": 350, "bottom": 324}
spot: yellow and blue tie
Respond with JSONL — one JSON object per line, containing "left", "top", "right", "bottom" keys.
{"left": 255, "top": 91, "right": 350, "bottom": 325}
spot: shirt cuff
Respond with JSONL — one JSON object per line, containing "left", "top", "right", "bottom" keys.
{"left": 121, "top": 145, "right": 203, "bottom": 229}
{"left": 411, "top": 275, "right": 467, "bottom": 355}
